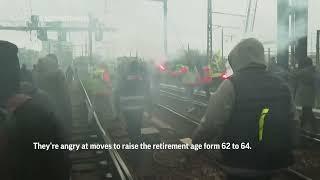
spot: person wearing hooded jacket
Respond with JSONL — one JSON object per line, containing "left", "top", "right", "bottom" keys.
{"left": 192, "top": 38, "right": 300, "bottom": 180}
{"left": 36, "top": 54, "right": 72, "bottom": 139}
{"left": 0, "top": 41, "right": 69, "bottom": 180}
{"left": 19, "top": 62, "right": 57, "bottom": 116}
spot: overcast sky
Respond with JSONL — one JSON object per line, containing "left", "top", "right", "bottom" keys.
{"left": 0, "top": 0, "right": 319, "bottom": 59}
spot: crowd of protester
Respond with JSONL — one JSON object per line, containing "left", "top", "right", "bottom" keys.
{"left": 0, "top": 37, "right": 319, "bottom": 180}
{"left": 0, "top": 41, "right": 71, "bottom": 180}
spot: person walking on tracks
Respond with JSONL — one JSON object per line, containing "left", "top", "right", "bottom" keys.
{"left": 293, "top": 57, "right": 318, "bottom": 133}
{"left": 65, "top": 65, "right": 74, "bottom": 84}
{"left": 114, "top": 59, "right": 148, "bottom": 144}
{"left": 36, "top": 54, "right": 72, "bottom": 139}
{"left": 192, "top": 38, "right": 299, "bottom": 180}
{"left": 0, "top": 41, "right": 70, "bottom": 180}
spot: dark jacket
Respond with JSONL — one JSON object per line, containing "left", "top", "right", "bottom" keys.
{"left": 114, "top": 62, "right": 148, "bottom": 112}
{"left": 20, "top": 82, "right": 57, "bottom": 115}
{"left": 11, "top": 98, "right": 69, "bottom": 180}
{"left": 37, "top": 69, "right": 72, "bottom": 134}
{"left": 221, "top": 69, "right": 294, "bottom": 170}
{"left": 293, "top": 66, "right": 316, "bottom": 107}
{"left": 192, "top": 38, "right": 299, "bottom": 172}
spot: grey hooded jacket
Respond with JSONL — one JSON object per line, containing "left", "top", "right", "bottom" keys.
{"left": 192, "top": 38, "right": 300, "bottom": 147}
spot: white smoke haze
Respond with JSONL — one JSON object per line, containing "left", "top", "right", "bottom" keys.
{"left": 0, "top": 0, "right": 319, "bottom": 60}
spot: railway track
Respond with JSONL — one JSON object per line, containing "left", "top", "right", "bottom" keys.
{"left": 68, "top": 78, "right": 318, "bottom": 179}
{"left": 155, "top": 103, "right": 315, "bottom": 180}
{"left": 157, "top": 83, "right": 320, "bottom": 179}
{"left": 159, "top": 83, "right": 320, "bottom": 142}
{"left": 74, "top": 76, "right": 222, "bottom": 179}
{"left": 69, "top": 76, "right": 133, "bottom": 180}
{"left": 160, "top": 89, "right": 320, "bottom": 146}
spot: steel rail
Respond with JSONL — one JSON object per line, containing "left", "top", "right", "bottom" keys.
{"left": 159, "top": 87, "right": 320, "bottom": 144}
{"left": 160, "top": 84, "right": 320, "bottom": 129}
{"left": 160, "top": 90, "right": 208, "bottom": 107}
{"left": 287, "top": 168, "right": 313, "bottom": 180}
{"left": 157, "top": 101, "right": 313, "bottom": 180}
{"left": 78, "top": 76, "right": 134, "bottom": 180}
{"left": 160, "top": 83, "right": 320, "bottom": 114}
{"left": 157, "top": 104, "right": 200, "bottom": 126}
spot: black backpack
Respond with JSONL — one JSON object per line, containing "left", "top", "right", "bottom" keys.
{"left": 221, "top": 70, "right": 294, "bottom": 170}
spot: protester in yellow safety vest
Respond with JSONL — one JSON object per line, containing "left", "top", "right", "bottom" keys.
{"left": 93, "top": 67, "right": 104, "bottom": 80}
{"left": 181, "top": 66, "right": 199, "bottom": 87}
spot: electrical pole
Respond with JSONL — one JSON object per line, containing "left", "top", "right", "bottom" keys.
{"left": 277, "top": 0, "right": 290, "bottom": 69}
{"left": 210, "top": 9, "right": 244, "bottom": 63}
{"left": 81, "top": 45, "right": 84, "bottom": 56}
{"left": 245, "top": 0, "right": 252, "bottom": 33}
{"left": 221, "top": 28, "right": 224, "bottom": 60}
{"left": 316, "top": 30, "right": 320, "bottom": 66}
{"left": 268, "top": 48, "right": 271, "bottom": 62}
{"left": 214, "top": 25, "right": 239, "bottom": 60}
{"left": 310, "top": 33, "right": 313, "bottom": 55}
{"left": 295, "top": 0, "right": 308, "bottom": 68}
{"left": 244, "top": 0, "right": 259, "bottom": 33}
{"left": 150, "top": 0, "right": 168, "bottom": 59}
{"left": 85, "top": 38, "right": 88, "bottom": 56}
{"left": 104, "top": 0, "right": 108, "bottom": 14}
{"left": 164, "top": 0, "right": 168, "bottom": 59}
{"left": 207, "top": 0, "right": 213, "bottom": 65}
{"left": 88, "top": 15, "right": 93, "bottom": 63}
{"left": 290, "top": 2, "right": 296, "bottom": 67}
